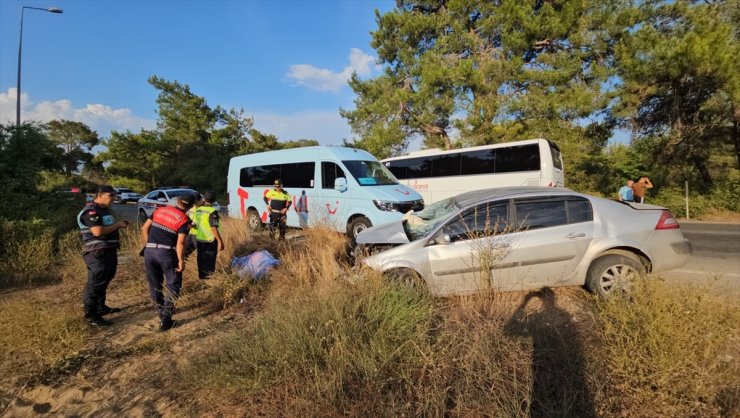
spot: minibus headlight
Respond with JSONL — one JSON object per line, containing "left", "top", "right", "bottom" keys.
{"left": 373, "top": 200, "right": 400, "bottom": 212}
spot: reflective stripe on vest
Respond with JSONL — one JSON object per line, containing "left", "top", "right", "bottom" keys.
{"left": 77, "top": 203, "right": 119, "bottom": 251}
{"left": 192, "top": 206, "right": 219, "bottom": 242}
{"left": 152, "top": 206, "right": 190, "bottom": 234}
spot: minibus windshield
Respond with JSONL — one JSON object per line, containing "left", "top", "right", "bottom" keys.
{"left": 343, "top": 160, "right": 398, "bottom": 186}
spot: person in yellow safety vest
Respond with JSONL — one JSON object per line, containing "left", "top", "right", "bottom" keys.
{"left": 189, "top": 190, "right": 224, "bottom": 279}
{"left": 264, "top": 179, "right": 291, "bottom": 240}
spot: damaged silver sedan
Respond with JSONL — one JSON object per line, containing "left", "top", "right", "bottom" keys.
{"left": 355, "top": 187, "right": 691, "bottom": 297}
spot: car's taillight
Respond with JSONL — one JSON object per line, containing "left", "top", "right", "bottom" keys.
{"left": 655, "top": 210, "right": 680, "bottom": 230}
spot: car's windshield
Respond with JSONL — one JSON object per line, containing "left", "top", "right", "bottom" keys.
{"left": 403, "top": 197, "right": 460, "bottom": 241}
{"left": 342, "top": 160, "right": 398, "bottom": 186}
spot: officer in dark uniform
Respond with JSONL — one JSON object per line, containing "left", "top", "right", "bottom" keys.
{"left": 140, "top": 193, "right": 195, "bottom": 331}
{"left": 264, "top": 179, "right": 291, "bottom": 240}
{"left": 77, "top": 185, "right": 130, "bottom": 326}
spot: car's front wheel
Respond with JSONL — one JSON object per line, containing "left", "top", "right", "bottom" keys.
{"left": 383, "top": 268, "right": 426, "bottom": 292}
{"left": 586, "top": 253, "right": 645, "bottom": 298}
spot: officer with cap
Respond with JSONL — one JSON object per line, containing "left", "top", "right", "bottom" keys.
{"left": 140, "top": 193, "right": 195, "bottom": 331}
{"left": 77, "top": 185, "right": 130, "bottom": 326}
{"left": 189, "top": 190, "right": 224, "bottom": 279}
{"left": 264, "top": 179, "right": 291, "bottom": 240}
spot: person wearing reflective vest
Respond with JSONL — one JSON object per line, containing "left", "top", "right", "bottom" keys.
{"left": 77, "top": 185, "right": 130, "bottom": 327}
{"left": 140, "top": 194, "right": 195, "bottom": 332}
{"left": 189, "top": 190, "right": 224, "bottom": 279}
{"left": 264, "top": 179, "right": 291, "bottom": 240}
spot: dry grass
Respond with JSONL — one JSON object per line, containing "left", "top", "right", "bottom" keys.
{"left": 2, "top": 215, "right": 738, "bottom": 417}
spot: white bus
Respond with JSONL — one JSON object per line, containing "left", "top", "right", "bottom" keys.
{"left": 381, "top": 138, "right": 564, "bottom": 204}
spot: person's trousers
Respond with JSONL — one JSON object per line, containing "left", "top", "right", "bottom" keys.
{"left": 196, "top": 240, "right": 218, "bottom": 279}
{"left": 82, "top": 248, "right": 118, "bottom": 317}
{"left": 144, "top": 248, "right": 182, "bottom": 322}
{"left": 269, "top": 212, "right": 287, "bottom": 238}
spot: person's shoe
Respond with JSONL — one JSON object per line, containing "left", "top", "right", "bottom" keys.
{"left": 86, "top": 315, "right": 113, "bottom": 326}
{"left": 98, "top": 305, "right": 123, "bottom": 316}
{"left": 159, "top": 318, "right": 174, "bottom": 332}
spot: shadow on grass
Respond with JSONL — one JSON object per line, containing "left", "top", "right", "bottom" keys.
{"left": 505, "top": 287, "right": 596, "bottom": 418}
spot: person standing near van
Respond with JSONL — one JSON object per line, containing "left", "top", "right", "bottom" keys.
{"left": 140, "top": 194, "right": 194, "bottom": 332}
{"left": 77, "top": 185, "right": 129, "bottom": 326}
{"left": 618, "top": 180, "right": 634, "bottom": 202}
{"left": 189, "top": 190, "right": 224, "bottom": 279}
{"left": 295, "top": 189, "right": 309, "bottom": 229}
{"left": 633, "top": 176, "right": 654, "bottom": 203}
{"left": 264, "top": 179, "right": 291, "bottom": 240}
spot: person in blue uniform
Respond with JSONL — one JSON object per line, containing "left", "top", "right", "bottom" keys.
{"left": 77, "top": 185, "right": 130, "bottom": 326}
{"left": 140, "top": 194, "right": 195, "bottom": 331}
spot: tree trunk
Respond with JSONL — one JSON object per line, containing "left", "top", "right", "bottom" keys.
{"left": 734, "top": 113, "right": 740, "bottom": 169}
{"left": 692, "top": 154, "right": 713, "bottom": 189}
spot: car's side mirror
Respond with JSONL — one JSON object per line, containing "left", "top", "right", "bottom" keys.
{"left": 334, "top": 177, "right": 348, "bottom": 192}
{"left": 157, "top": 197, "right": 167, "bottom": 203}
{"left": 430, "top": 234, "right": 451, "bottom": 246}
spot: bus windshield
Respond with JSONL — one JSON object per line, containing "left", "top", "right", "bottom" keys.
{"left": 343, "top": 160, "right": 399, "bottom": 186}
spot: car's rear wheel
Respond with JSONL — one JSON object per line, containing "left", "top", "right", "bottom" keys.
{"left": 586, "top": 253, "right": 645, "bottom": 298}
{"left": 247, "top": 209, "right": 263, "bottom": 232}
{"left": 383, "top": 268, "right": 426, "bottom": 291}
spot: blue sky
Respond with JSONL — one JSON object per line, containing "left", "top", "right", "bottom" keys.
{"left": 0, "top": 0, "right": 395, "bottom": 145}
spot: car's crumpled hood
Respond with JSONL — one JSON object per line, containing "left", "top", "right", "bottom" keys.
{"left": 356, "top": 221, "right": 410, "bottom": 245}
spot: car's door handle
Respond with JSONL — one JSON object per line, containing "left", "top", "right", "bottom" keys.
{"left": 565, "top": 232, "right": 586, "bottom": 239}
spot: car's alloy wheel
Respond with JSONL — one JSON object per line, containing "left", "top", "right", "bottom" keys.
{"left": 384, "top": 268, "right": 426, "bottom": 291}
{"left": 586, "top": 254, "right": 645, "bottom": 298}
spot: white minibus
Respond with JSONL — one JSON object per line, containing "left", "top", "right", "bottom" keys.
{"left": 227, "top": 146, "right": 425, "bottom": 239}
{"left": 381, "top": 138, "right": 564, "bottom": 204}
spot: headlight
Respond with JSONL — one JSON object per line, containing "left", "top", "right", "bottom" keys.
{"left": 373, "top": 200, "right": 401, "bottom": 212}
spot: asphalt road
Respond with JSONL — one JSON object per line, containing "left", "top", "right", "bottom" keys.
{"left": 667, "top": 220, "right": 740, "bottom": 287}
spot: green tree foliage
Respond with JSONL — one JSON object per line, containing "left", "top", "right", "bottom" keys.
{"left": 0, "top": 123, "right": 61, "bottom": 198}
{"left": 342, "top": 0, "right": 630, "bottom": 190}
{"left": 45, "top": 120, "right": 100, "bottom": 176}
{"left": 614, "top": 0, "right": 740, "bottom": 190}
{"left": 101, "top": 76, "right": 320, "bottom": 194}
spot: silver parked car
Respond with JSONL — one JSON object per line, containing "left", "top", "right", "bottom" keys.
{"left": 355, "top": 187, "right": 691, "bottom": 297}
{"left": 137, "top": 188, "right": 200, "bottom": 222}
{"left": 113, "top": 187, "right": 142, "bottom": 204}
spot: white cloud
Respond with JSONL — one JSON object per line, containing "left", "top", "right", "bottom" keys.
{"left": 286, "top": 48, "right": 380, "bottom": 92}
{"left": 251, "top": 110, "right": 354, "bottom": 145}
{"left": 0, "top": 88, "right": 155, "bottom": 135}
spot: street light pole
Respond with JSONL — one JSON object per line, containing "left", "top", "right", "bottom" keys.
{"left": 16, "top": 6, "right": 63, "bottom": 130}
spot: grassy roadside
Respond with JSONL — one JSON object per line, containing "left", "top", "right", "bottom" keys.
{"left": 1, "top": 218, "right": 738, "bottom": 417}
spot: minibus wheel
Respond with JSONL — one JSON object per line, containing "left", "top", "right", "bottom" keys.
{"left": 348, "top": 216, "right": 371, "bottom": 240}
{"left": 247, "top": 209, "right": 263, "bottom": 231}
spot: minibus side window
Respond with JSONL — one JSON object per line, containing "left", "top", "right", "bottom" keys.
{"left": 322, "top": 162, "right": 346, "bottom": 189}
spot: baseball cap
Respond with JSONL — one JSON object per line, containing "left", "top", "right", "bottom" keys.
{"left": 97, "top": 185, "right": 117, "bottom": 195}
{"left": 274, "top": 179, "right": 283, "bottom": 187}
